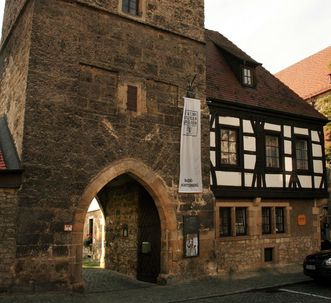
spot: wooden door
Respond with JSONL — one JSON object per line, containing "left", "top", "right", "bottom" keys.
{"left": 137, "top": 188, "right": 161, "bottom": 283}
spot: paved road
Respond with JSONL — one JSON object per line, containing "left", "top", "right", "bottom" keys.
{"left": 172, "top": 282, "right": 331, "bottom": 303}
{"left": 0, "top": 266, "right": 325, "bottom": 303}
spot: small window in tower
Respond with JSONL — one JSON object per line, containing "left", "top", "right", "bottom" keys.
{"left": 122, "top": 0, "right": 139, "bottom": 16}
{"left": 242, "top": 66, "right": 255, "bottom": 87}
{"left": 127, "top": 85, "right": 138, "bottom": 112}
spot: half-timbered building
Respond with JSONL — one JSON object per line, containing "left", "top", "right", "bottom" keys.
{"left": 206, "top": 29, "right": 328, "bottom": 272}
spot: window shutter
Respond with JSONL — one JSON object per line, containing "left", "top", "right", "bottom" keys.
{"left": 127, "top": 85, "right": 138, "bottom": 112}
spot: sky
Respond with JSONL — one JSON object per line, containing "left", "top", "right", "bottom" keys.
{"left": 0, "top": 0, "right": 330, "bottom": 73}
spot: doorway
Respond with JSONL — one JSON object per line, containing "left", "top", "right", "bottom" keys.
{"left": 93, "top": 174, "right": 161, "bottom": 283}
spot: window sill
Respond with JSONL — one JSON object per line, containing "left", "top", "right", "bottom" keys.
{"left": 261, "top": 233, "right": 289, "bottom": 239}
{"left": 217, "top": 233, "right": 290, "bottom": 242}
{"left": 217, "top": 235, "right": 250, "bottom": 242}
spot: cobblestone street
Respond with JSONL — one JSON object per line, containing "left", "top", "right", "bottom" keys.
{"left": 0, "top": 265, "right": 322, "bottom": 303}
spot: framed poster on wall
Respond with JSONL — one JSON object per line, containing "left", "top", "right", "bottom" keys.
{"left": 183, "top": 216, "right": 200, "bottom": 257}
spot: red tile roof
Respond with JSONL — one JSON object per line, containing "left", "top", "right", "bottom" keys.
{"left": 206, "top": 29, "right": 326, "bottom": 121}
{"left": 275, "top": 46, "right": 331, "bottom": 100}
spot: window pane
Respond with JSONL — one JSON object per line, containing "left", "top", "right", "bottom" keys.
{"left": 123, "top": 0, "right": 139, "bottom": 15}
{"left": 235, "top": 208, "right": 247, "bottom": 235}
{"left": 220, "top": 208, "right": 231, "bottom": 237}
{"left": 221, "top": 130, "right": 229, "bottom": 140}
{"left": 122, "top": 0, "right": 129, "bottom": 12}
{"left": 242, "top": 67, "right": 254, "bottom": 86}
{"left": 262, "top": 207, "right": 271, "bottom": 234}
{"left": 220, "top": 128, "right": 238, "bottom": 165}
{"left": 276, "top": 207, "right": 285, "bottom": 233}
{"left": 265, "top": 135, "right": 280, "bottom": 168}
{"left": 229, "top": 142, "right": 236, "bottom": 152}
{"left": 229, "top": 130, "right": 236, "bottom": 141}
{"left": 295, "top": 139, "right": 308, "bottom": 170}
{"left": 229, "top": 153, "right": 237, "bottom": 165}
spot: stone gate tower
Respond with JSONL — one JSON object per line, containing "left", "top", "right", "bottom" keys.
{"left": 0, "top": 0, "right": 215, "bottom": 291}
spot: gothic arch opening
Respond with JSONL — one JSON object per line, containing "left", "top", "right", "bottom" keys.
{"left": 71, "top": 159, "right": 178, "bottom": 287}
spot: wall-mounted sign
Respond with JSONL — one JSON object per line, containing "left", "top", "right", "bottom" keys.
{"left": 298, "top": 214, "right": 306, "bottom": 226}
{"left": 183, "top": 216, "right": 200, "bottom": 257}
{"left": 64, "top": 224, "right": 73, "bottom": 232}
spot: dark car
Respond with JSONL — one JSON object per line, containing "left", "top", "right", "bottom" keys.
{"left": 304, "top": 249, "right": 331, "bottom": 281}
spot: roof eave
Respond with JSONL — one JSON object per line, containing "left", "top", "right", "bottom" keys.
{"left": 207, "top": 97, "right": 328, "bottom": 125}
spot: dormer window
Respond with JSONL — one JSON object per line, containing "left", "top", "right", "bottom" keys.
{"left": 122, "top": 0, "right": 139, "bottom": 16}
{"left": 242, "top": 66, "right": 255, "bottom": 87}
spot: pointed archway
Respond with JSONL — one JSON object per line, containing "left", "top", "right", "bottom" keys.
{"left": 70, "top": 158, "right": 178, "bottom": 287}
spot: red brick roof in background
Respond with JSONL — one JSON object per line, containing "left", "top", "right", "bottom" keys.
{"left": 275, "top": 46, "right": 331, "bottom": 100}
{"left": 206, "top": 29, "right": 326, "bottom": 121}
{"left": 0, "top": 151, "right": 6, "bottom": 169}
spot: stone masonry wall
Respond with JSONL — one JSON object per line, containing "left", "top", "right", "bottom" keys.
{"left": 215, "top": 199, "right": 319, "bottom": 274}
{"left": 10, "top": 0, "right": 212, "bottom": 290}
{"left": 77, "top": 0, "right": 204, "bottom": 41}
{"left": 0, "top": 189, "right": 18, "bottom": 291}
{"left": 104, "top": 183, "right": 140, "bottom": 278}
{"left": 0, "top": 0, "right": 33, "bottom": 158}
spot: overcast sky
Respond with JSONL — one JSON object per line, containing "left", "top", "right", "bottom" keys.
{"left": 0, "top": 0, "right": 330, "bottom": 73}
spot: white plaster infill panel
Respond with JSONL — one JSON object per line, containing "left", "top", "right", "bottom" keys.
{"left": 210, "top": 131, "right": 215, "bottom": 148}
{"left": 284, "top": 140, "right": 292, "bottom": 155}
{"left": 294, "top": 127, "right": 309, "bottom": 135}
{"left": 265, "top": 174, "right": 283, "bottom": 188}
{"left": 311, "top": 130, "right": 320, "bottom": 142}
{"left": 210, "top": 173, "right": 213, "bottom": 186}
{"left": 264, "top": 123, "right": 281, "bottom": 132}
{"left": 298, "top": 175, "right": 312, "bottom": 188}
{"left": 314, "top": 176, "right": 322, "bottom": 189}
{"left": 285, "top": 174, "right": 291, "bottom": 187}
{"left": 284, "top": 125, "right": 291, "bottom": 138}
{"left": 243, "top": 136, "right": 256, "bottom": 151}
{"left": 312, "top": 144, "right": 322, "bottom": 157}
{"left": 245, "top": 173, "right": 253, "bottom": 187}
{"left": 243, "top": 120, "right": 254, "bottom": 133}
{"left": 216, "top": 171, "right": 242, "bottom": 186}
{"left": 285, "top": 157, "right": 292, "bottom": 171}
{"left": 219, "top": 116, "right": 240, "bottom": 126}
{"left": 313, "top": 160, "right": 323, "bottom": 174}
{"left": 210, "top": 151, "right": 216, "bottom": 167}
{"left": 244, "top": 154, "right": 256, "bottom": 170}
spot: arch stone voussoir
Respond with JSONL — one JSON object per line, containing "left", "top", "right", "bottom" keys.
{"left": 71, "top": 158, "right": 178, "bottom": 285}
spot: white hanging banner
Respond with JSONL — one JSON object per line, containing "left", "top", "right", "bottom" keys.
{"left": 179, "top": 97, "right": 203, "bottom": 193}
